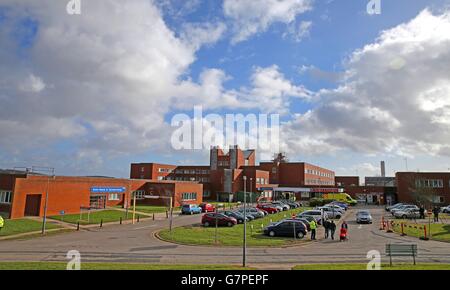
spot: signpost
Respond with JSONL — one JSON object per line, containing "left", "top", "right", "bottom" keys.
{"left": 60, "top": 210, "right": 65, "bottom": 222}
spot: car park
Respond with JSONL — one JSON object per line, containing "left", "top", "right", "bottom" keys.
{"left": 199, "top": 203, "right": 216, "bottom": 213}
{"left": 181, "top": 204, "right": 202, "bottom": 215}
{"left": 202, "top": 213, "right": 237, "bottom": 227}
{"left": 263, "top": 220, "right": 307, "bottom": 239}
{"left": 222, "top": 211, "right": 247, "bottom": 224}
{"left": 393, "top": 208, "right": 426, "bottom": 219}
{"left": 356, "top": 210, "right": 373, "bottom": 224}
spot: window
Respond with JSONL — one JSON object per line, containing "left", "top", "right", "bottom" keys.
{"left": 141, "top": 167, "right": 145, "bottom": 172}
{"left": 133, "top": 190, "right": 145, "bottom": 199}
{"left": 109, "top": 193, "right": 120, "bottom": 201}
{"left": 181, "top": 192, "right": 197, "bottom": 200}
{"left": 203, "top": 190, "right": 211, "bottom": 198}
{"left": 272, "top": 167, "right": 277, "bottom": 174}
{"left": 157, "top": 176, "right": 164, "bottom": 181}
{"left": 416, "top": 179, "right": 444, "bottom": 188}
{"left": 0, "top": 191, "right": 12, "bottom": 204}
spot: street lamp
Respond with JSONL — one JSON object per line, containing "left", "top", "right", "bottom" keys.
{"left": 243, "top": 176, "right": 247, "bottom": 267}
{"left": 250, "top": 178, "right": 253, "bottom": 206}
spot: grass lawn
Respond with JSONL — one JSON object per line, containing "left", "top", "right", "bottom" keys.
{"left": 392, "top": 220, "right": 450, "bottom": 242}
{"left": 158, "top": 207, "right": 312, "bottom": 247}
{"left": 0, "top": 262, "right": 252, "bottom": 270}
{"left": 293, "top": 263, "right": 450, "bottom": 270}
{"left": 49, "top": 210, "right": 141, "bottom": 225}
{"left": 0, "top": 219, "right": 61, "bottom": 237}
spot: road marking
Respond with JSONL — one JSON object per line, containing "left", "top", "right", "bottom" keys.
{"left": 358, "top": 225, "right": 362, "bottom": 229}
{"left": 134, "top": 225, "right": 157, "bottom": 230}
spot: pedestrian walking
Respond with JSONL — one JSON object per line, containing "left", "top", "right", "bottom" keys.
{"left": 0, "top": 216, "right": 4, "bottom": 232}
{"left": 329, "top": 220, "right": 336, "bottom": 240}
{"left": 341, "top": 220, "right": 348, "bottom": 230}
{"left": 433, "top": 206, "right": 440, "bottom": 223}
{"left": 323, "top": 219, "right": 330, "bottom": 239}
{"left": 419, "top": 205, "right": 425, "bottom": 219}
{"left": 309, "top": 219, "right": 317, "bottom": 240}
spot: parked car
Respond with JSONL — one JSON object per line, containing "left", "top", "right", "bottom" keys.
{"left": 263, "top": 220, "right": 307, "bottom": 239}
{"left": 202, "top": 213, "right": 237, "bottom": 227}
{"left": 237, "top": 207, "right": 265, "bottom": 219}
{"left": 328, "top": 201, "right": 348, "bottom": 210}
{"left": 280, "top": 200, "right": 300, "bottom": 208}
{"left": 297, "top": 210, "right": 328, "bottom": 225}
{"left": 386, "top": 203, "right": 405, "bottom": 212}
{"left": 441, "top": 205, "right": 450, "bottom": 213}
{"left": 317, "top": 206, "right": 343, "bottom": 219}
{"left": 199, "top": 203, "right": 216, "bottom": 213}
{"left": 294, "top": 218, "right": 312, "bottom": 231}
{"left": 391, "top": 205, "right": 418, "bottom": 215}
{"left": 394, "top": 208, "right": 426, "bottom": 219}
{"left": 356, "top": 210, "right": 373, "bottom": 224}
{"left": 222, "top": 211, "right": 247, "bottom": 224}
{"left": 256, "top": 204, "right": 279, "bottom": 214}
{"left": 181, "top": 204, "right": 202, "bottom": 215}
{"left": 325, "top": 203, "right": 347, "bottom": 212}
{"left": 270, "top": 201, "right": 290, "bottom": 211}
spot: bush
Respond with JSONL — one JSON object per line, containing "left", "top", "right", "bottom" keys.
{"left": 309, "top": 198, "right": 324, "bottom": 207}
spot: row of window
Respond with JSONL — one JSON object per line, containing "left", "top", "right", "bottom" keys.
{"left": 109, "top": 193, "right": 120, "bottom": 201}
{"left": 255, "top": 178, "right": 268, "bottom": 185}
{"left": 218, "top": 161, "right": 229, "bottom": 167}
{"left": 175, "top": 169, "right": 210, "bottom": 175}
{"left": 175, "top": 176, "right": 210, "bottom": 182}
{"left": 158, "top": 168, "right": 174, "bottom": 173}
{"left": 0, "top": 191, "right": 12, "bottom": 204}
{"left": 305, "top": 169, "right": 333, "bottom": 178}
{"left": 415, "top": 179, "right": 445, "bottom": 188}
{"left": 306, "top": 179, "right": 334, "bottom": 186}
{"left": 181, "top": 192, "right": 197, "bottom": 200}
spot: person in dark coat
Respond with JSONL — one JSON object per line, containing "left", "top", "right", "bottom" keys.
{"left": 433, "top": 206, "right": 440, "bottom": 222}
{"left": 323, "top": 219, "right": 330, "bottom": 239}
{"left": 419, "top": 205, "right": 425, "bottom": 219}
{"left": 329, "top": 220, "right": 337, "bottom": 240}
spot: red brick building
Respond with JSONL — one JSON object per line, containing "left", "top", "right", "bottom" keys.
{"left": 0, "top": 171, "right": 203, "bottom": 219}
{"left": 396, "top": 172, "right": 450, "bottom": 205}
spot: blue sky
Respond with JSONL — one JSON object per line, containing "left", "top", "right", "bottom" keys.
{"left": 1, "top": 0, "right": 450, "bottom": 179}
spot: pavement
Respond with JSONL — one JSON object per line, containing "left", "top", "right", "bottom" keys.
{"left": 0, "top": 206, "right": 449, "bottom": 269}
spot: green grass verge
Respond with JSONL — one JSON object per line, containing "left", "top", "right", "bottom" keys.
{"left": 0, "top": 262, "right": 252, "bottom": 270}
{"left": 49, "top": 210, "right": 141, "bottom": 225}
{"left": 0, "top": 219, "right": 61, "bottom": 237}
{"left": 293, "top": 263, "right": 450, "bottom": 270}
{"left": 158, "top": 207, "right": 312, "bottom": 247}
{"left": 392, "top": 221, "right": 450, "bottom": 242}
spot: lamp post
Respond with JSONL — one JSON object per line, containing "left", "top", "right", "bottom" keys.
{"left": 250, "top": 178, "right": 253, "bottom": 206}
{"left": 243, "top": 176, "right": 247, "bottom": 267}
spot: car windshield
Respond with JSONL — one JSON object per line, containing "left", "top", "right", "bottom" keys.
{"left": 357, "top": 211, "right": 370, "bottom": 216}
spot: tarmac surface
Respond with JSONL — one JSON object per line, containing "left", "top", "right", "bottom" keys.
{"left": 0, "top": 206, "right": 449, "bottom": 269}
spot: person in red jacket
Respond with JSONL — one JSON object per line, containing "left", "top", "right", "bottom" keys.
{"left": 340, "top": 227, "right": 348, "bottom": 242}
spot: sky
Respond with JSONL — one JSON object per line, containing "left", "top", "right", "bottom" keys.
{"left": 1, "top": 0, "right": 450, "bottom": 180}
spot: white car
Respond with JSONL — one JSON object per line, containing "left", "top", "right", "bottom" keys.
{"left": 441, "top": 206, "right": 450, "bottom": 213}
{"left": 324, "top": 204, "right": 346, "bottom": 212}
{"left": 297, "top": 210, "right": 328, "bottom": 225}
{"left": 317, "top": 206, "right": 344, "bottom": 219}
{"left": 391, "top": 205, "right": 418, "bottom": 215}
{"left": 394, "top": 208, "right": 426, "bottom": 219}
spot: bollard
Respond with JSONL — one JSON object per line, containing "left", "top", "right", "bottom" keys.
{"left": 251, "top": 225, "right": 253, "bottom": 235}
{"left": 153, "top": 213, "right": 155, "bottom": 221}
{"left": 423, "top": 225, "right": 429, "bottom": 240}
{"left": 166, "top": 211, "right": 169, "bottom": 219}
{"left": 401, "top": 223, "right": 405, "bottom": 236}
{"left": 137, "top": 215, "right": 140, "bottom": 223}
{"left": 120, "top": 217, "right": 122, "bottom": 225}
{"left": 100, "top": 219, "right": 103, "bottom": 228}
{"left": 77, "top": 221, "right": 80, "bottom": 231}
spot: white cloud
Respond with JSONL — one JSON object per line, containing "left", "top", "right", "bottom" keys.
{"left": 284, "top": 20, "right": 312, "bottom": 42}
{"left": 281, "top": 9, "right": 450, "bottom": 158}
{"left": 18, "top": 74, "right": 46, "bottom": 93}
{"left": 223, "top": 0, "right": 313, "bottom": 43}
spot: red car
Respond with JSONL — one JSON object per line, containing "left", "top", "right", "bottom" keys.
{"left": 256, "top": 204, "right": 279, "bottom": 214}
{"left": 199, "top": 203, "right": 216, "bottom": 213}
{"left": 201, "top": 213, "right": 237, "bottom": 227}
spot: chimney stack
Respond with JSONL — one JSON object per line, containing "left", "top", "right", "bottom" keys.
{"left": 381, "top": 161, "right": 386, "bottom": 177}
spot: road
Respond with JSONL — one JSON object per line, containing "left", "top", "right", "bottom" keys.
{"left": 0, "top": 206, "right": 449, "bottom": 269}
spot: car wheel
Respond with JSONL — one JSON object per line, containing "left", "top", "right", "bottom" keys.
{"left": 297, "top": 232, "right": 305, "bottom": 239}
{"left": 204, "top": 222, "right": 210, "bottom": 227}
{"left": 269, "top": 231, "right": 276, "bottom": 237}
{"left": 336, "top": 215, "right": 341, "bottom": 219}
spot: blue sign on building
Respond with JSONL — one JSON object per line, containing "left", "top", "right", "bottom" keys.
{"left": 91, "top": 187, "right": 126, "bottom": 193}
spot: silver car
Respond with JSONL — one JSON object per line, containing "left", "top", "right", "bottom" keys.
{"left": 270, "top": 201, "right": 290, "bottom": 211}
{"left": 391, "top": 205, "right": 418, "bottom": 215}
{"left": 297, "top": 210, "right": 328, "bottom": 225}
{"left": 394, "top": 208, "right": 426, "bottom": 219}
{"left": 237, "top": 207, "right": 265, "bottom": 219}
{"left": 441, "top": 206, "right": 450, "bottom": 213}
{"left": 356, "top": 210, "right": 372, "bottom": 224}
{"left": 317, "top": 206, "right": 343, "bottom": 219}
